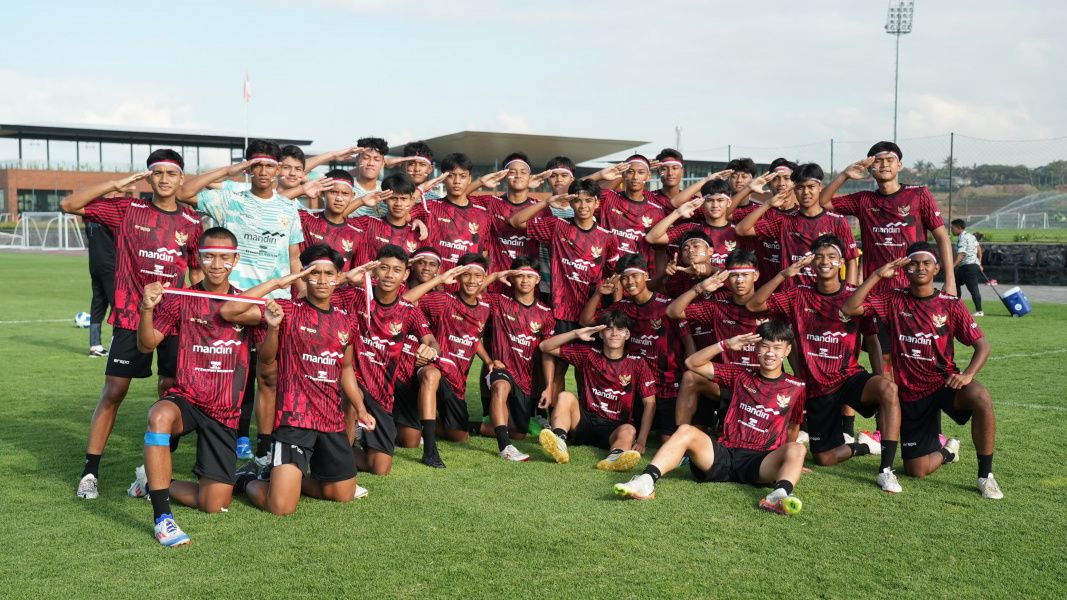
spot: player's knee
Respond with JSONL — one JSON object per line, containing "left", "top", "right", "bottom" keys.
{"left": 875, "top": 377, "right": 898, "bottom": 402}
{"left": 557, "top": 391, "right": 577, "bottom": 405}
{"left": 785, "top": 441, "right": 806, "bottom": 460}
{"left": 812, "top": 450, "right": 836, "bottom": 466}
{"left": 903, "top": 461, "right": 929, "bottom": 478}
{"left": 420, "top": 366, "right": 441, "bottom": 384}
{"left": 618, "top": 423, "right": 636, "bottom": 436}
{"left": 146, "top": 407, "right": 175, "bottom": 432}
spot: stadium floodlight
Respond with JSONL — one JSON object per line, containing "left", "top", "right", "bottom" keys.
{"left": 885, "top": 0, "right": 914, "bottom": 142}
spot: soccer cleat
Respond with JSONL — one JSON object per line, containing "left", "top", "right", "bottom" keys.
{"left": 88, "top": 345, "right": 107, "bottom": 357}
{"left": 842, "top": 433, "right": 855, "bottom": 445}
{"left": 235, "top": 437, "right": 253, "bottom": 460}
{"left": 421, "top": 450, "right": 446, "bottom": 469}
{"left": 857, "top": 431, "right": 882, "bottom": 455}
{"left": 596, "top": 450, "right": 641, "bottom": 472}
{"left": 76, "top": 474, "right": 99, "bottom": 499}
{"left": 867, "top": 430, "right": 882, "bottom": 444}
{"left": 499, "top": 444, "right": 530, "bottom": 462}
{"left": 943, "top": 437, "right": 961, "bottom": 463}
{"left": 877, "top": 468, "right": 903, "bottom": 493}
{"left": 613, "top": 474, "right": 656, "bottom": 500}
{"left": 538, "top": 429, "right": 569, "bottom": 464}
{"left": 127, "top": 465, "right": 149, "bottom": 498}
{"left": 795, "top": 430, "right": 810, "bottom": 445}
{"left": 154, "top": 514, "right": 190, "bottom": 547}
{"left": 759, "top": 495, "right": 802, "bottom": 516}
{"left": 972, "top": 311, "right": 984, "bottom": 317}
{"left": 938, "top": 433, "right": 948, "bottom": 448}
{"left": 254, "top": 452, "right": 273, "bottom": 478}
{"left": 978, "top": 474, "right": 1004, "bottom": 500}
{"left": 354, "top": 484, "right": 369, "bottom": 500}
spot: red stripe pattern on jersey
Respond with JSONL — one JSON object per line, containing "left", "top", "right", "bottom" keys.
{"left": 485, "top": 293, "right": 556, "bottom": 395}
{"left": 714, "top": 364, "right": 806, "bottom": 451}
{"left": 410, "top": 198, "right": 491, "bottom": 270}
{"left": 600, "top": 294, "right": 684, "bottom": 399}
{"left": 732, "top": 203, "right": 799, "bottom": 284}
{"left": 349, "top": 216, "right": 422, "bottom": 265}
{"left": 683, "top": 290, "right": 768, "bottom": 369}
{"left": 419, "top": 291, "right": 491, "bottom": 400}
{"left": 667, "top": 222, "right": 742, "bottom": 270}
{"left": 597, "top": 189, "right": 666, "bottom": 272}
{"left": 754, "top": 210, "right": 858, "bottom": 289}
{"left": 527, "top": 216, "right": 620, "bottom": 322}
{"left": 559, "top": 345, "right": 656, "bottom": 423}
{"left": 298, "top": 210, "right": 365, "bottom": 267}
{"left": 472, "top": 194, "right": 539, "bottom": 274}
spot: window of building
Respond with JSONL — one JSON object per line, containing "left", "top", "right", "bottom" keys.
{"left": 17, "top": 189, "right": 69, "bottom": 212}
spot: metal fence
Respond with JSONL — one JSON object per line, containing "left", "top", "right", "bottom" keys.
{"left": 0, "top": 212, "right": 85, "bottom": 250}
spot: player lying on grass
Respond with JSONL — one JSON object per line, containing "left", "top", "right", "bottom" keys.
{"left": 746, "top": 234, "right": 903, "bottom": 493}
{"left": 223, "top": 244, "right": 373, "bottom": 515}
{"left": 129, "top": 227, "right": 254, "bottom": 547}
{"left": 613, "top": 321, "right": 807, "bottom": 516}
{"left": 537, "top": 310, "right": 656, "bottom": 472}
{"left": 841, "top": 242, "right": 1003, "bottom": 499}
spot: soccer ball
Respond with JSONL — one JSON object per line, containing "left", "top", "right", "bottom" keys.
{"left": 74, "top": 312, "right": 91, "bottom": 328}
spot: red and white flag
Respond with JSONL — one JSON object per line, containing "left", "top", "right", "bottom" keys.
{"left": 242, "top": 71, "right": 252, "bottom": 103}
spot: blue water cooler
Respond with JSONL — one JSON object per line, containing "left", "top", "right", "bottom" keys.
{"left": 1000, "top": 286, "right": 1032, "bottom": 318}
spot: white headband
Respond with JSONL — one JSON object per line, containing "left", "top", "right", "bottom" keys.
{"left": 504, "top": 159, "right": 530, "bottom": 170}
{"left": 659, "top": 159, "right": 683, "bottom": 167}
{"left": 148, "top": 161, "right": 183, "bottom": 173}
{"left": 907, "top": 251, "right": 938, "bottom": 263}
{"left": 622, "top": 267, "right": 649, "bottom": 276}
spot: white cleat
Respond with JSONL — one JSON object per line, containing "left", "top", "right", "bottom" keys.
{"left": 944, "top": 437, "right": 961, "bottom": 463}
{"left": 877, "top": 468, "right": 903, "bottom": 493}
{"left": 613, "top": 474, "right": 656, "bottom": 500}
{"left": 127, "top": 465, "right": 149, "bottom": 498}
{"left": 843, "top": 433, "right": 855, "bottom": 445}
{"left": 76, "top": 474, "right": 99, "bottom": 499}
{"left": 154, "top": 514, "right": 190, "bottom": 547}
{"left": 978, "top": 474, "right": 1004, "bottom": 500}
{"left": 857, "top": 431, "right": 881, "bottom": 455}
{"left": 500, "top": 444, "right": 530, "bottom": 462}
{"left": 354, "top": 485, "right": 369, "bottom": 500}
{"left": 596, "top": 450, "right": 641, "bottom": 472}
{"left": 972, "top": 311, "right": 984, "bottom": 317}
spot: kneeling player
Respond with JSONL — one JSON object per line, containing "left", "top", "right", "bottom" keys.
{"left": 614, "top": 323, "right": 807, "bottom": 515}
{"left": 537, "top": 311, "right": 655, "bottom": 471}
{"left": 130, "top": 228, "right": 252, "bottom": 547}
{"left": 842, "top": 242, "right": 1002, "bottom": 499}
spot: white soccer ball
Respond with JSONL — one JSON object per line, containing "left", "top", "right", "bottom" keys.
{"left": 74, "top": 312, "right": 91, "bottom": 328}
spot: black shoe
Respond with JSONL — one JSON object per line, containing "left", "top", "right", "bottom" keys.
{"left": 421, "top": 450, "right": 446, "bottom": 469}
{"left": 234, "top": 462, "right": 259, "bottom": 493}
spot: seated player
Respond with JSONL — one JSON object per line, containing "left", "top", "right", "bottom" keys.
{"left": 128, "top": 227, "right": 253, "bottom": 547}
{"left": 223, "top": 244, "right": 374, "bottom": 515}
{"left": 537, "top": 311, "right": 656, "bottom": 472}
{"left": 842, "top": 242, "right": 1002, "bottom": 499}
{"left": 479, "top": 257, "right": 556, "bottom": 461}
{"left": 747, "top": 235, "right": 903, "bottom": 493}
{"left": 614, "top": 324, "right": 807, "bottom": 516}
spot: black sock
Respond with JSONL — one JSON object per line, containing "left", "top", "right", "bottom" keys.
{"left": 256, "top": 434, "right": 272, "bottom": 458}
{"left": 551, "top": 427, "right": 567, "bottom": 441}
{"left": 842, "top": 416, "right": 856, "bottom": 438}
{"left": 607, "top": 448, "right": 623, "bottom": 455}
{"left": 169, "top": 436, "right": 181, "bottom": 453}
{"left": 494, "top": 425, "right": 511, "bottom": 451}
{"left": 880, "top": 440, "right": 898, "bottom": 471}
{"left": 421, "top": 420, "right": 439, "bottom": 454}
{"left": 642, "top": 464, "right": 662, "bottom": 483}
{"left": 848, "top": 442, "right": 870, "bottom": 457}
{"left": 149, "top": 488, "right": 171, "bottom": 521}
{"left": 234, "top": 471, "right": 255, "bottom": 494}
{"left": 939, "top": 447, "right": 956, "bottom": 464}
{"left": 774, "top": 480, "right": 794, "bottom": 496}
{"left": 977, "top": 453, "right": 993, "bottom": 479}
{"left": 82, "top": 453, "right": 101, "bottom": 478}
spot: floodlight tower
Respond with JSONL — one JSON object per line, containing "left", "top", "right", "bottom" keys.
{"left": 885, "top": 1, "right": 914, "bottom": 142}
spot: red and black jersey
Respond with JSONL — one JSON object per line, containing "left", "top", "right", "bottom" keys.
{"left": 420, "top": 291, "right": 491, "bottom": 400}
{"left": 600, "top": 294, "right": 684, "bottom": 399}
{"left": 832, "top": 186, "right": 945, "bottom": 293}
{"left": 559, "top": 345, "right": 656, "bottom": 423}
{"left": 732, "top": 203, "right": 800, "bottom": 285}
{"left": 861, "top": 289, "right": 983, "bottom": 402}
{"left": 597, "top": 189, "right": 666, "bottom": 271}
{"left": 667, "top": 222, "right": 741, "bottom": 271}
{"left": 527, "top": 215, "right": 620, "bottom": 323}
{"left": 349, "top": 216, "right": 421, "bottom": 265}
{"left": 154, "top": 284, "right": 258, "bottom": 429}
{"left": 271, "top": 299, "right": 359, "bottom": 433}
{"left": 754, "top": 210, "right": 858, "bottom": 289}
{"left": 472, "top": 194, "right": 539, "bottom": 280}
{"left": 768, "top": 284, "right": 876, "bottom": 398}
{"left": 485, "top": 293, "right": 555, "bottom": 395}
{"left": 682, "top": 290, "right": 768, "bottom": 370}
{"left": 410, "top": 198, "right": 491, "bottom": 270}
{"left": 333, "top": 287, "right": 431, "bottom": 411}
{"left": 298, "top": 211, "right": 365, "bottom": 266}
{"left": 82, "top": 197, "right": 202, "bottom": 330}
{"left": 714, "top": 364, "right": 805, "bottom": 451}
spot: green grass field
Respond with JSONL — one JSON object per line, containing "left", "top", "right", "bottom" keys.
{"left": 1, "top": 252, "right": 1066, "bottom": 599}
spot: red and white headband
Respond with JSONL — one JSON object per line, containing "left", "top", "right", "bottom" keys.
{"left": 682, "top": 237, "right": 710, "bottom": 249}
{"left": 412, "top": 155, "right": 432, "bottom": 165}
{"left": 303, "top": 258, "right": 337, "bottom": 269}
{"left": 703, "top": 192, "right": 730, "bottom": 201}
{"left": 658, "top": 159, "right": 683, "bottom": 168}
{"left": 772, "top": 166, "right": 792, "bottom": 175}
{"left": 907, "top": 251, "right": 938, "bottom": 263}
{"left": 627, "top": 157, "right": 650, "bottom": 167}
{"left": 412, "top": 251, "right": 441, "bottom": 264}
{"left": 148, "top": 160, "right": 183, "bottom": 173}
{"left": 505, "top": 159, "right": 530, "bottom": 170}
{"left": 727, "top": 267, "right": 757, "bottom": 274}
{"left": 199, "top": 244, "right": 238, "bottom": 254}
{"left": 325, "top": 177, "right": 354, "bottom": 190}
{"left": 622, "top": 267, "right": 649, "bottom": 276}
{"left": 464, "top": 264, "right": 487, "bottom": 274}
{"left": 250, "top": 153, "right": 280, "bottom": 165}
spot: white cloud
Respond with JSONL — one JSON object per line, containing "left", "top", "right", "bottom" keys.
{"left": 903, "top": 94, "right": 1043, "bottom": 139}
{"left": 495, "top": 111, "right": 532, "bottom": 134}
{"left": 1015, "top": 39, "right": 1052, "bottom": 68}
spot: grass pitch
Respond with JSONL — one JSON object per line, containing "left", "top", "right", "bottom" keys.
{"left": 0, "top": 252, "right": 1065, "bottom": 599}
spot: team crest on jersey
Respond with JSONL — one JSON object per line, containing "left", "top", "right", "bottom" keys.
{"left": 477, "top": 321, "right": 485, "bottom": 332}
{"left": 776, "top": 393, "right": 791, "bottom": 409}
{"left": 590, "top": 246, "right": 603, "bottom": 259}
{"left": 232, "top": 324, "right": 244, "bottom": 333}
{"left": 174, "top": 231, "right": 188, "bottom": 246}
{"left": 529, "top": 321, "right": 541, "bottom": 333}
{"left": 341, "top": 239, "right": 354, "bottom": 254}
{"left": 650, "top": 319, "right": 662, "bottom": 330}
{"left": 618, "top": 374, "right": 632, "bottom": 386}
{"left": 405, "top": 240, "right": 418, "bottom": 252}
{"left": 641, "top": 215, "right": 653, "bottom": 228}
{"left": 897, "top": 204, "right": 911, "bottom": 217}
{"left": 932, "top": 314, "right": 947, "bottom": 329}
{"left": 278, "top": 216, "right": 291, "bottom": 228}
{"left": 311, "top": 232, "right": 324, "bottom": 240}
{"left": 338, "top": 331, "right": 350, "bottom": 346}
{"left": 838, "top": 311, "right": 851, "bottom": 323}
{"left": 468, "top": 222, "right": 480, "bottom": 235}
{"left": 388, "top": 321, "right": 403, "bottom": 336}
{"left": 724, "top": 240, "right": 736, "bottom": 252}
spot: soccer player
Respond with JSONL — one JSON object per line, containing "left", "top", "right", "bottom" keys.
{"left": 579, "top": 254, "right": 684, "bottom": 441}
{"left": 653, "top": 229, "right": 718, "bottom": 300}
{"left": 585, "top": 155, "right": 667, "bottom": 271}
{"left": 747, "top": 236, "right": 903, "bottom": 492}
{"left": 613, "top": 323, "right": 807, "bottom": 516}
{"left": 345, "top": 136, "right": 388, "bottom": 216}
{"left": 402, "top": 253, "right": 495, "bottom": 468}
{"left": 410, "top": 153, "right": 491, "bottom": 271}
{"left": 294, "top": 169, "right": 365, "bottom": 266}
{"left": 537, "top": 311, "right": 656, "bottom": 471}
{"left": 60, "top": 149, "right": 204, "bottom": 499}
{"left": 647, "top": 148, "right": 687, "bottom": 211}
{"left": 467, "top": 152, "right": 540, "bottom": 289}
{"left": 951, "top": 219, "right": 984, "bottom": 317}
{"left": 128, "top": 227, "right": 255, "bottom": 546}
{"left": 736, "top": 164, "right": 859, "bottom": 289}
{"left": 84, "top": 182, "right": 130, "bottom": 357}
{"left": 530, "top": 156, "right": 577, "bottom": 301}
{"left": 729, "top": 159, "right": 800, "bottom": 284}
{"left": 819, "top": 141, "right": 957, "bottom": 297}
{"left": 397, "top": 140, "right": 444, "bottom": 200}
{"left": 479, "top": 257, "right": 557, "bottom": 461}
{"left": 177, "top": 139, "right": 305, "bottom": 467}
{"left": 508, "top": 179, "right": 621, "bottom": 404}
{"left": 224, "top": 244, "right": 373, "bottom": 515}
{"left": 347, "top": 172, "right": 425, "bottom": 263}
{"left": 333, "top": 245, "right": 440, "bottom": 475}
{"left": 646, "top": 175, "right": 740, "bottom": 272}
{"left": 842, "top": 242, "right": 1002, "bottom": 499}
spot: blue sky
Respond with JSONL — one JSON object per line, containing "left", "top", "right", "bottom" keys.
{"left": 1, "top": 0, "right": 1064, "bottom": 167}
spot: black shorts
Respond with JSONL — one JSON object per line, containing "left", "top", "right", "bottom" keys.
{"left": 806, "top": 371, "right": 878, "bottom": 453}
{"left": 271, "top": 425, "right": 357, "bottom": 482}
{"left": 105, "top": 327, "right": 178, "bottom": 379}
{"left": 554, "top": 319, "right": 581, "bottom": 335}
{"left": 361, "top": 390, "right": 397, "bottom": 456}
{"left": 485, "top": 370, "right": 535, "bottom": 433}
{"left": 437, "top": 379, "right": 469, "bottom": 432}
{"left": 392, "top": 378, "right": 421, "bottom": 430}
{"left": 653, "top": 396, "right": 676, "bottom": 435}
{"left": 161, "top": 394, "right": 238, "bottom": 484}
{"left": 900, "top": 386, "right": 973, "bottom": 460}
{"left": 876, "top": 318, "right": 891, "bottom": 358}
{"left": 569, "top": 410, "right": 625, "bottom": 450}
{"left": 690, "top": 440, "right": 769, "bottom": 486}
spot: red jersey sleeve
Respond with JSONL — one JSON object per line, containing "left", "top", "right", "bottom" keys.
{"left": 635, "top": 359, "right": 657, "bottom": 400}
{"left": 789, "top": 390, "right": 806, "bottom": 425}
{"left": 331, "top": 285, "right": 357, "bottom": 311}
{"left": 861, "top": 292, "right": 890, "bottom": 319}
{"left": 712, "top": 363, "right": 743, "bottom": 388}
{"left": 683, "top": 301, "right": 719, "bottom": 325}
{"left": 753, "top": 210, "right": 782, "bottom": 238}
{"left": 767, "top": 290, "right": 795, "bottom": 318}
{"left": 834, "top": 217, "right": 859, "bottom": 260}
{"left": 559, "top": 344, "right": 593, "bottom": 370}
{"left": 81, "top": 196, "right": 132, "bottom": 230}
{"left": 406, "top": 306, "right": 433, "bottom": 339}
{"left": 152, "top": 296, "right": 182, "bottom": 337}
{"left": 184, "top": 219, "right": 203, "bottom": 269}
{"left": 666, "top": 223, "right": 697, "bottom": 246}
{"left": 419, "top": 291, "right": 451, "bottom": 321}
{"left": 950, "top": 299, "right": 984, "bottom": 346}
{"left": 542, "top": 313, "right": 557, "bottom": 340}
{"left": 410, "top": 203, "right": 429, "bottom": 222}
{"left": 603, "top": 235, "right": 622, "bottom": 270}
{"left": 831, "top": 192, "right": 861, "bottom": 216}
{"left": 918, "top": 187, "right": 946, "bottom": 231}
{"left": 526, "top": 214, "right": 558, "bottom": 243}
